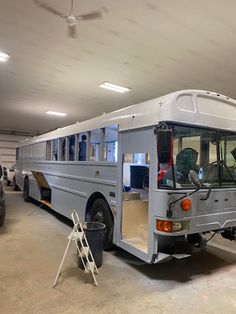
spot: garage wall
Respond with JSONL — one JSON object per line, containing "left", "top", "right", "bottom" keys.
{"left": 0, "top": 134, "right": 28, "bottom": 168}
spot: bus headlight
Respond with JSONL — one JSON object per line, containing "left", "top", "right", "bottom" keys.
{"left": 173, "top": 221, "right": 182, "bottom": 231}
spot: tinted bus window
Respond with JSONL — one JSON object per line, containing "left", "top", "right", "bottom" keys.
{"left": 104, "top": 125, "right": 118, "bottom": 162}
{"left": 69, "top": 135, "right": 75, "bottom": 161}
{"left": 60, "top": 138, "right": 66, "bottom": 161}
{"left": 52, "top": 139, "right": 58, "bottom": 161}
{"left": 46, "top": 141, "right": 51, "bottom": 160}
{"left": 78, "top": 133, "right": 87, "bottom": 161}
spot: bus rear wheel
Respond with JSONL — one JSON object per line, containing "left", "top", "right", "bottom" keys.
{"left": 23, "top": 178, "right": 30, "bottom": 202}
{"left": 87, "top": 198, "right": 114, "bottom": 251}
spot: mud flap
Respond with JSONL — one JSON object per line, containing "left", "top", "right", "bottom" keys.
{"left": 153, "top": 252, "right": 191, "bottom": 264}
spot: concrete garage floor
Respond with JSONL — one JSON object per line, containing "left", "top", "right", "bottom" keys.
{"left": 1, "top": 189, "right": 236, "bottom": 314}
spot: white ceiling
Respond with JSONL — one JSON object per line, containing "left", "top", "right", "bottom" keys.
{"left": 0, "top": 0, "right": 236, "bottom": 135}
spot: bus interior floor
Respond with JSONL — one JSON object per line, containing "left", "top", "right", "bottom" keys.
{"left": 1, "top": 187, "right": 236, "bottom": 314}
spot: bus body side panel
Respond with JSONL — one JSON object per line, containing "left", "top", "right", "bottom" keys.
{"left": 15, "top": 160, "right": 25, "bottom": 190}
{"left": 29, "top": 180, "right": 41, "bottom": 201}
{"left": 17, "top": 160, "right": 117, "bottom": 221}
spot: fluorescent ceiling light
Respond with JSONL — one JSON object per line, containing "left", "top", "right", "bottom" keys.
{"left": 99, "top": 82, "right": 131, "bottom": 93}
{"left": 0, "top": 51, "right": 10, "bottom": 63}
{"left": 46, "top": 110, "right": 67, "bottom": 117}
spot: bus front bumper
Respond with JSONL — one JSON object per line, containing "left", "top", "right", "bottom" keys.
{"left": 155, "top": 210, "right": 236, "bottom": 236}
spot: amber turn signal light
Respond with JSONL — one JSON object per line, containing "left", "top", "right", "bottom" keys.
{"left": 180, "top": 198, "right": 192, "bottom": 211}
{"left": 156, "top": 220, "right": 173, "bottom": 232}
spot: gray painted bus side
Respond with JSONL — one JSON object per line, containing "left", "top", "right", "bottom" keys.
{"left": 16, "top": 159, "right": 117, "bottom": 220}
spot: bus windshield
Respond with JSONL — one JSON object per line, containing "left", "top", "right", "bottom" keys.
{"left": 159, "top": 124, "right": 236, "bottom": 189}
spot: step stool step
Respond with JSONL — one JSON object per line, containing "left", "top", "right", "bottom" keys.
{"left": 84, "top": 261, "right": 95, "bottom": 274}
{"left": 79, "top": 246, "right": 90, "bottom": 257}
{"left": 67, "top": 231, "right": 84, "bottom": 241}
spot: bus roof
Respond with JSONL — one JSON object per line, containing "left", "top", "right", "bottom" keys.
{"left": 18, "top": 89, "right": 236, "bottom": 147}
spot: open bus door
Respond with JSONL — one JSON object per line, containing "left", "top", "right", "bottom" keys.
{"left": 115, "top": 127, "right": 158, "bottom": 263}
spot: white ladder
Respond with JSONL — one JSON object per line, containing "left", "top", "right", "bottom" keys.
{"left": 53, "top": 211, "right": 99, "bottom": 287}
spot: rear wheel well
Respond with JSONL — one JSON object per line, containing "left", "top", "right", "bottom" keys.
{"left": 86, "top": 192, "right": 112, "bottom": 219}
{"left": 86, "top": 192, "right": 114, "bottom": 250}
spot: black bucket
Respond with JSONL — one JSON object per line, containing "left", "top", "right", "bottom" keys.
{"left": 78, "top": 222, "right": 105, "bottom": 269}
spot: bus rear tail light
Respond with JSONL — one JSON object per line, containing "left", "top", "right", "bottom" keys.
{"left": 180, "top": 198, "right": 192, "bottom": 212}
{"left": 156, "top": 220, "right": 183, "bottom": 232}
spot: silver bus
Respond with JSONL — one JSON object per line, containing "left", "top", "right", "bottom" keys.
{"left": 14, "top": 90, "right": 236, "bottom": 263}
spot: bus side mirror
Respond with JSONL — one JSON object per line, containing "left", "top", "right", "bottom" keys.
{"left": 189, "top": 170, "right": 202, "bottom": 189}
{"left": 157, "top": 128, "right": 172, "bottom": 164}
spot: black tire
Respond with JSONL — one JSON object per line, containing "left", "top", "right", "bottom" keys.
{"left": 23, "top": 178, "right": 30, "bottom": 202}
{"left": 87, "top": 198, "right": 114, "bottom": 251}
{"left": 12, "top": 177, "right": 19, "bottom": 191}
{"left": 0, "top": 203, "right": 6, "bottom": 227}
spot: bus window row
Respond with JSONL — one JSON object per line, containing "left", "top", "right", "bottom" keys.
{"left": 17, "top": 125, "right": 118, "bottom": 162}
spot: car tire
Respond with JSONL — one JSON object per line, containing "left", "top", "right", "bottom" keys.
{"left": 12, "top": 177, "right": 19, "bottom": 191}
{"left": 0, "top": 203, "right": 6, "bottom": 227}
{"left": 87, "top": 198, "right": 114, "bottom": 251}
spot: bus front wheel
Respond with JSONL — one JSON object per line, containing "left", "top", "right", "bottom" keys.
{"left": 23, "top": 178, "right": 30, "bottom": 202}
{"left": 87, "top": 198, "right": 114, "bottom": 251}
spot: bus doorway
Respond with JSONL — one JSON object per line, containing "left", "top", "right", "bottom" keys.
{"left": 122, "top": 153, "right": 149, "bottom": 252}
{"left": 117, "top": 128, "right": 155, "bottom": 262}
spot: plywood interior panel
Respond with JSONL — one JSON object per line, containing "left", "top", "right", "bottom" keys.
{"left": 122, "top": 197, "right": 148, "bottom": 252}
{"left": 32, "top": 171, "right": 49, "bottom": 188}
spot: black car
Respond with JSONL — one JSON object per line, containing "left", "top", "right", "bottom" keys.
{"left": 0, "top": 165, "right": 6, "bottom": 226}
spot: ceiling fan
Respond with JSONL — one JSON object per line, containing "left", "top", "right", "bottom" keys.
{"left": 33, "top": 0, "right": 103, "bottom": 38}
